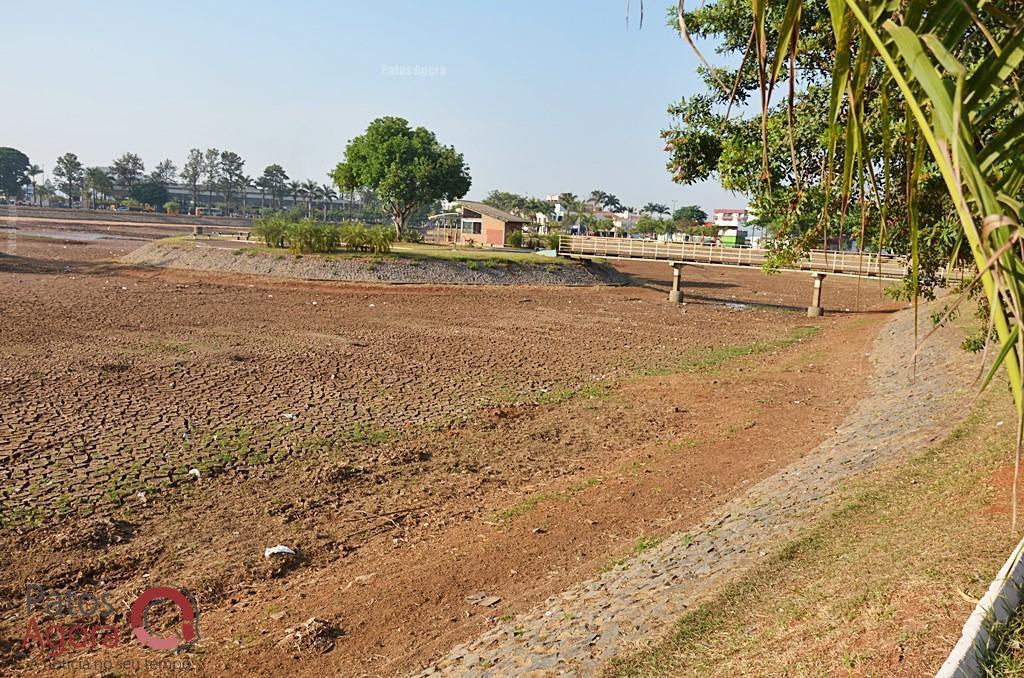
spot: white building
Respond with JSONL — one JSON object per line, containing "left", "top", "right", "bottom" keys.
{"left": 713, "top": 207, "right": 769, "bottom": 247}
{"left": 713, "top": 208, "right": 749, "bottom": 229}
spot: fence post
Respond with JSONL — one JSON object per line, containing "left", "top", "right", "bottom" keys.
{"left": 808, "top": 273, "right": 827, "bottom": 317}
{"left": 669, "top": 262, "right": 683, "bottom": 303}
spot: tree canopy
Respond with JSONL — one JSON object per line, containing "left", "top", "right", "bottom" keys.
{"left": 672, "top": 205, "right": 708, "bottom": 224}
{"left": 111, "top": 152, "right": 145, "bottom": 190}
{"left": 53, "top": 153, "right": 83, "bottom": 207}
{"left": 483, "top": 190, "right": 550, "bottom": 217}
{"left": 130, "top": 181, "right": 170, "bottom": 210}
{"left": 0, "top": 147, "right": 31, "bottom": 199}
{"left": 332, "top": 117, "right": 471, "bottom": 235}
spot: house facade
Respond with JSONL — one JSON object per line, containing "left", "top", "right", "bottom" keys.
{"left": 455, "top": 200, "right": 529, "bottom": 247}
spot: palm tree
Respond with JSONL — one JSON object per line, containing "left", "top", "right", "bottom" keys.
{"left": 588, "top": 190, "right": 609, "bottom": 212}
{"left": 255, "top": 176, "right": 268, "bottom": 209}
{"left": 643, "top": 202, "right": 670, "bottom": 218}
{"left": 321, "top": 184, "right": 338, "bottom": 220}
{"left": 238, "top": 175, "right": 253, "bottom": 211}
{"left": 287, "top": 180, "right": 302, "bottom": 208}
{"left": 301, "top": 179, "right": 319, "bottom": 218}
{"left": 26, "top": 165, "right": 42, "bottom": 205}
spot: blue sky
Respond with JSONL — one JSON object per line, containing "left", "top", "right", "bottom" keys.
{"left": 4, "top": 0, "right": 744, "bottom": 212}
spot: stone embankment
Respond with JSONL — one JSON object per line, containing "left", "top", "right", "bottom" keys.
{"left": 123, "top": 241, "right": 625, "bottom": 286}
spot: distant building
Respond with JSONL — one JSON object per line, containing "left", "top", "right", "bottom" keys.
{"left": 713, "top": 208, "right": 749, "bottom": 229}
{"left": 454, "top": 200, "right": 530, "bottom": 247}
{"left": 714, "top": 208, "right": 769, "bottom": 247}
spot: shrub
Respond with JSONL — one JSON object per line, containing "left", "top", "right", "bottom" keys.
{"left": 252, "top": 214, "right": 288, "bottom": 248}
{"left": 402, "top": 229, "right": 424, "bottom": 244}
{"left": 545, "top": 233, "right": 561, "bottom": 250}
{"left": 367, "top": 226, "right": 395, "bottom": 254}
{"left": 284, "top": 218, "right": 337, "bottom": 254}
{"left": 506, "top": 230, "right": 524, "bottom": 247}
{"left": 340, "top": 222, "right": 370, "bottom": 251}
{"left": 164, "top": 201, "right": 180, "bottom": 215}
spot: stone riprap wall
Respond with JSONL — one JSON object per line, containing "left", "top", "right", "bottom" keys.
{"left": 123, "top": 241, "right": 625, "bottom": 287}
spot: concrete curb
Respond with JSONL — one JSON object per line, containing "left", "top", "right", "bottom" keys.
{"left": 937, "top": 536, "right": 1024, "bottom": 677}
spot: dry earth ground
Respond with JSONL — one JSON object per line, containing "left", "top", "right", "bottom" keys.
{"left": 0, "top": 226, "right": 903, "bottom": 675}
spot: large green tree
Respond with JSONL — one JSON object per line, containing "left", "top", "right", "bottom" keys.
{"left": 332, "top": 116, "right": 471, "bottom": 236}
{"left": 0, "top": 147, "right": 31, "bottom": 199}
{"left": 218, "top": 150, "right": 245, "bottom": 207}
{"left": 672, "top": 204, "right": 707, "bottom": 224}
{"left": 257, "top": 164, "right": 289, "bottom": 208}
{"left": 111, "top": 152, "right": 145, "bottom": 191}
{"left": 180, "top": 149, "right": 204, "bottom": 211}
{"left": 660, "top": 0, "right": 962, "bottom": 299}
{"left": 661, "top": 1, "right": 926, "bottom": 249}
{"left": 130, "top": 181, "right": 170, "bottom": 210}
{"left": 203, "top": 148, "right": 221, "bottom": 205}
{"left": 53, "top": 153, "right": 84, "bottom": 207}
{"left": 85, "top": 167, "right": 115, "bottom": 205}
{"left": 148, "top": 159, "right": 177, "bottom": 186}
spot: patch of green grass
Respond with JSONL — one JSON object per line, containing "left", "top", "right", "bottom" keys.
{"left": 606, "top": 389, "right": 1017, "bottom": 677}
{"left": 642, "top": 325, "right": 821, "bottom": 378}
{"left": 535, "top": 382, "right": 613, "bottom": 406}
{"left": 144, "top": 340, "right": 191, "bottom": 355}
{"left": 984, "top": 613, "right": 1024, "bottom": 675}
{"left": 495, "top": 493, "right": 551, "bottom": 521}
{"left": 494, "top": 477, "right": 603, "bottom": 523}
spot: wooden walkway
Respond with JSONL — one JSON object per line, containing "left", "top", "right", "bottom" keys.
{"left": 557, "top": 235, "right": 909, "bottom": 280}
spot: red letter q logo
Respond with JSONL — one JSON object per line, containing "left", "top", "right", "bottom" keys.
{"left": 129, "top": 587, "right": 199, "bottom": 651}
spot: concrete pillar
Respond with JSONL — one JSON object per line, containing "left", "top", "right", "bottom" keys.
{"left": 807, "top": 272, "right": 826, "bottom": 317}
{"left": 668, "top": 262, "right": 683, "bottom": 303}
{"left": 193, "top": 224, "right": 204, "bottom": 238}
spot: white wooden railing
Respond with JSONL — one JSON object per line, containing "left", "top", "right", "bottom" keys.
{"left": 557, "top": 235, "right": 916, "bottom": 280}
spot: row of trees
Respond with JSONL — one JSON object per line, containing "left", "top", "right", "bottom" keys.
{"left": 0, "top": 146, "right": 358, "bottom": 216}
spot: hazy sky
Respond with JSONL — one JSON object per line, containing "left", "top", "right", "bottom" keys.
{"left": 4, "top": 0, "right": 745, "bottom": 213}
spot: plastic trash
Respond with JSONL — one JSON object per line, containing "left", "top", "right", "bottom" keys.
{"left": 265, "top": 545, "right": 297, "bottom": 558}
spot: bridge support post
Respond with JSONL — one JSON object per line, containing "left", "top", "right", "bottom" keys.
{"left": 807, "top": 273, "right": 826, "bottom": 317}
{"left": 668, "top": 262, "right": 683, "bottom": 303}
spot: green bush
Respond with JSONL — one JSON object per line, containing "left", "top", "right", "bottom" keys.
{"left": 506, "top": 230, "right": 524, "bottom": 247}
{"left": 367, "top": 226, "right": 395, "bottom": 254}
{"left": 340, "top": 222, "right": 370, "bottom": 251}
{"left": 545, "top": 232, "right": 561, "bottom": 250}
{"left": 253, "top": 216, "right": 389, "bottom": 255}
{"left": 252, "top": 214, "right": 288, "bottom": 248}
{"left": 402, "top": 229, "right": 424, "bottom": 244}
{"left": 282, "top": 219, "right": 340, "bottom": 253}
